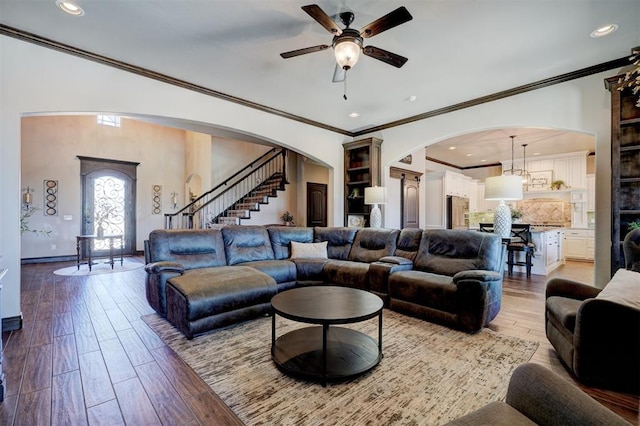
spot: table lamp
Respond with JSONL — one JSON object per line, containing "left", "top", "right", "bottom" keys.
{"left": 484, "top": 175, "right": 523, "bottom": 238}
{"left": 365, "top": 186, "right": 387, "bottom": 228}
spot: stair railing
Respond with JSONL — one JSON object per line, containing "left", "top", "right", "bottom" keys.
{"left": 164, "top": 148, "right": 287, "bottom": 229}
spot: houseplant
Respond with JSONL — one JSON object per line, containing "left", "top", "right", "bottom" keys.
{"left": 511, "top": 208, "right": 524, "bottom": 223}
{"left": 550, "top": 180, "right": 566, "bottom": 190}
{"left": 281, "top": 211, "right": 294, "bottom": 226}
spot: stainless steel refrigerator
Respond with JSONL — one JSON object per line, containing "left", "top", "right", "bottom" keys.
{"left": 446, "top": 196, "right": 469, "bottom": 229}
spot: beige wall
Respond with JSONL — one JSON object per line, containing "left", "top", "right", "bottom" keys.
{"left": 20, "top": 115, "right": 186, "bottom": 258}
{"left": 184, "top": 131, "right": 212, "bottom": 205}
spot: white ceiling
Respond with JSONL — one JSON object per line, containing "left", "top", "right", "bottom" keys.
{"left": 1, "top": 0, "right": 637, "bottom": 149}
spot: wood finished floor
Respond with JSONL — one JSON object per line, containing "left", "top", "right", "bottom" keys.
{"left": 1, "top": 258, "right": 638, "bottom": 425}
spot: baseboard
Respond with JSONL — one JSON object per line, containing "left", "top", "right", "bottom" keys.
{"left": 21, "top": 250, "right": 144, "bottom": 264}
{"left": 2, "top": 314, "right": 23, "bottom": 332}
{"left": 21, "top": 255, "right": 76, "bottom": 264}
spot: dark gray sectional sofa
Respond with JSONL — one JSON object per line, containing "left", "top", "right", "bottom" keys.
{"left": 145, "top": 225, "right": 505, "bottom": 338}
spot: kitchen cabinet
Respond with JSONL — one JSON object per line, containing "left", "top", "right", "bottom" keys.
{"left": 444, "top": 171, "right": 472, "bottom": 198}
{"left": 564, "top": 229, "right": 594, "bottom": 261}
{"left": 343, "top": 138, "right": 382, "bottom": 227}
{"left": 606, "top": 74, "right": 640, "bottom": 274}
{"left": 468, "top": 180, "right": 478, "bottom": 212}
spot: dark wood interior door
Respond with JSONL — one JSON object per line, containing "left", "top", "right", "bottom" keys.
{"left": 306, "top": 182, "right": 327, "bottom": 227}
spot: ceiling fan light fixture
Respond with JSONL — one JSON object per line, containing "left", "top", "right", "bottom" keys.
{"left": 333, "top": 36, "right": 362, "bottom": 70}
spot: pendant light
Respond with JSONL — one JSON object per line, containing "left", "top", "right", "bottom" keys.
{"left": 502, "top": 135, "right": 525, "bottom": 177}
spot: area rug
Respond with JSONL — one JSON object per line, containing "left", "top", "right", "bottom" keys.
{"left": 144, "top": 310, "right": 539, "bottom": 425}
{"left": 53, "top": 259, "right": 144, "bottom": 276}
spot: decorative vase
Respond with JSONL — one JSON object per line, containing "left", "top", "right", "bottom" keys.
{"left": 493, "top": 201, "right": 512, "bottom": 239}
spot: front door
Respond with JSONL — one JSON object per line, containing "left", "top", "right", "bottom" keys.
{"left": 79, "top": 156, "right": 138, "bottom": 256}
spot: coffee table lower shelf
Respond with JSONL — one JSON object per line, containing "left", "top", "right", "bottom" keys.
{"left": 272, "top": 326, "right": 381, "bottom": 385}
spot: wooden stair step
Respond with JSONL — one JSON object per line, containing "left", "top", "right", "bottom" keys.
{"left": 235, "top": 202, "right": 260, "bottom": 211}
{"left": 227, "top": 209, "right": 250, "bottom": 218}
{"left": 245, "top": 195, "right": 269, "bottom": 204}
{"left": 217, "top": 216, "right": 240, "bottom": 225}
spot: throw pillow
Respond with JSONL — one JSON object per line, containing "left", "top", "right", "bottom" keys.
{"left": 290, "top": 241, "right": 328, "bottom": 259}
{"left": 596, "top": 269, "right": 640, "bottom": 309}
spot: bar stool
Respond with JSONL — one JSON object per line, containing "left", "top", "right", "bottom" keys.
{"left": 479, "top": 223, "right": 494, "bottom": 233}
{"left": 506, "top": 224, "right": 535, "bottom": 277}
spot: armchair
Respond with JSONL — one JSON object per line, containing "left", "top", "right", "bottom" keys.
{"left": 545, "top": 269, "right": 640, "bottom": 394}
{"left": 445, "top": 363, "right": 630, "bottom": 425}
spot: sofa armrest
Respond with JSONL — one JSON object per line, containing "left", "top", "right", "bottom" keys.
{"left": 506, "top": 363, "right": 630, "bottom": 426}
{"left": 452, "top": 270, "right": 502, "bottom": 284}
{"left": 369, "top": 259, "right": 414, "bottom": 297}
{"left": 545, "top": 277, "right": 601, "bottom": 301}
{"left": 573, "top": 298, "right": 640, "bottom": 393}
{"left": 378, "top": 256, "right": 413, "bottom": 266}
{"left": 145, "top": 261, "right": 185, "bottom": 275}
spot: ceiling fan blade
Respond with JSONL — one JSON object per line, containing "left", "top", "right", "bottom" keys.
{"left": 301, "top": 4, "right": 343, "bottom": 35}
{"left": 363, "top": 46, "right": 408, "bottom": 68}
{"left": 359, "top": 6, "right": 413, "bottom": 38}
{"left": 280, "top": 44, "right": 330, "bottom": 59}
{"left": 332, "top": 64, "right": 346, "bottom": 83}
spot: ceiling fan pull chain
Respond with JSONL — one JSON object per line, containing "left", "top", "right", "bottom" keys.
{"left": 343, "top": 71, "right": 348, "bottom": 100}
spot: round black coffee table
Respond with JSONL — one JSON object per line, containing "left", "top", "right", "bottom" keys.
{"left": 271, "top": 286, "right": 383, "bottom": 386}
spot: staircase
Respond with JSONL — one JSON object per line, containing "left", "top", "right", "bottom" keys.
{"left": 165, "top": 148, "right": 288, "bottom": 229}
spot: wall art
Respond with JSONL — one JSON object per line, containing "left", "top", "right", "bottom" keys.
{"left": 152, "top": 184, "right": 162, "bottom": 214}
{"left": 43, "top": 179, "right": 58, "bottom": 216}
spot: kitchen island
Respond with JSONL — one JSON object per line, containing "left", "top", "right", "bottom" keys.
{"left": 528, "top": 227, "right": 565, "bottom": 276}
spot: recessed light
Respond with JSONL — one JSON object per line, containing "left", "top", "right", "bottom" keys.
{"left": 533, "top": 152, "right": 540, "bottom": 156}
{"left": 56, "top": 0, "right": 84, "bottom": 16}
{"left": 408, "top": 95, "right": 417, "bottom": 102}
{"left": 590, "top": 24, "right": 618, "bottom": 38}
{"left": 348, "top": 112, "right": 360, "bottom": 118}
{"left": 449, "top": 146, "right": 456, "bottom": 150}
{"left": 466, "top": 153, "right": 473, "bottom": 157}
{"left": 480, "top": 159, "right": 487, "bottom": 162}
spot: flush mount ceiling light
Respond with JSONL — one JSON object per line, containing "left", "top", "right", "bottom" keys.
{"left": 349, "top": 112, "right": 360, "bottom": 118}
{"left": 56, "top": 0, "right": 84, "bottom": 16}
{"left": 590, "top": 24, "right": 618, "bottom": 38}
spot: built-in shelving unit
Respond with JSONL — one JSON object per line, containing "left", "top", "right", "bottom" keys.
{"left": 606, "top": 74, "right": 640, "bottom": 275}
{"left": 343, "top": 138, "right": 382, "bottom": 227}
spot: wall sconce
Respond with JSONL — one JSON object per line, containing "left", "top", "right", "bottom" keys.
{"left": 22, "top": 186, "right": 34, "bottom": 209}
{"left": 171, "top": 192, "right": 178, "bottom": 209}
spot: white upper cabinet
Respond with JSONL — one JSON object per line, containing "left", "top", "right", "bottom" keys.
{"left": 501, "top": 151, "right": 589, "bottom": 192}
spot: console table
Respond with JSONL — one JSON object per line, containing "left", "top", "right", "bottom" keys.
{"left": 76, "top": 235, "right": 124, "bottom": 271}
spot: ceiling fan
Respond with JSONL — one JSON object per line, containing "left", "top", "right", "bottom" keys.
{"left": 280, "top": 4, "right": 413, "bottom": 87}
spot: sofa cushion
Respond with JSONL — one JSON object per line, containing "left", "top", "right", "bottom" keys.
{"left": 394, "top": 228, "right": 423, "bottom": 261}
{"left": 148, "top": 228, "right": 227, "bottom": 269}
{"left": 389, "top": 270, "right": 457, "bottom": 313}
{"left": 546, "top": 296, "right": 582, "bottom": 333}
{"left": 267, "top": 226, "right": 314, "bottom": 260}
{"left": 166, "top": 266, "right": 277, "bottom": 321}
{"left": 314, "top": 227, "right": 357, "bottom": 260}
{"left": 414, "top": 230, "right": 503, "bottom": 276}
{"left": 322, "top": 259, "right": 370, "bottom": 290}
{"left": 242, "top": 259, "right": 297, "bottom": 284}
{"left": 595, "top": 268, "right": 640, "bottom": 309}
{"left": 348, "top": 228, "right": 399, "bottom": 263}
{"left": 291, "top": 258, "right": 328, "bottom": 282}
{"left": 290, "top": 241, "right": 328, "bottom": 259}
{"left": 222, "top": 225, "right": 275, "bottom": 265}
